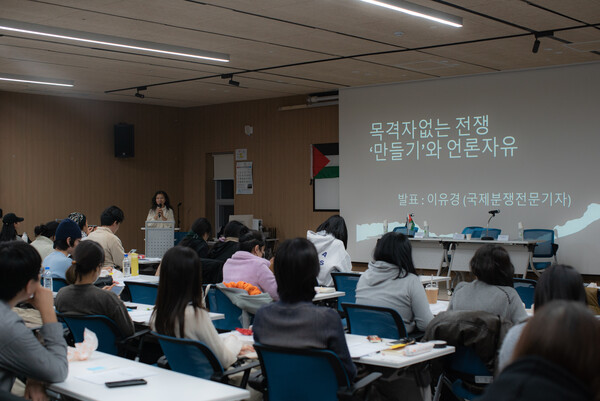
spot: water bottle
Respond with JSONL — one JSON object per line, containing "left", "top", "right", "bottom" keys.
{"left": 42, "top": 267, "right": 53, "bottom": 290}
{"left": 424, "top": 221, "right": 430, "bottom": 238}
{"left": 123, "top": 253, "right": 131, "bottom": 277}
{"left": 518, "top": 222, "right": 524, "bottom": 240}
{"left": 22, "top": 232, "right": 29, "bottom": 243}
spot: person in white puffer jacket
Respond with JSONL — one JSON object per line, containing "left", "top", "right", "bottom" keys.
{"left": 307, "top": 215, "right": 352, "bottom": 287}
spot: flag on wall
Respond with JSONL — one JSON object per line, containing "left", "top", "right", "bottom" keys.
{"left": 311, "top": 143, "right": 339, "bottom": 211}
{"left": 312, "top": 143, "right": 339, "bottom": 179}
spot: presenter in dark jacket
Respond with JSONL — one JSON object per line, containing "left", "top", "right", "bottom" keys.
{"left": 253, "top": 238, "right": 356, "bottom": 380}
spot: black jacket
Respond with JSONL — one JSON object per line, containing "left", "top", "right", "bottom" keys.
{"left": 207, "top": 240, "right": 239, "bottom": 262}
{"left": 479, "top": 355, "right": 593, "bottom": 401}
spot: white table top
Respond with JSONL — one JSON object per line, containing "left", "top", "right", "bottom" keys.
{"left": 124, "top": 302, "right": 224, "bottom": 325}
{"left": 419, "top": 275, "right": 451, "bottom": 284}
{"left": 123, "top": 275, "right": 160, "bottom": 284}
{"left": 429, "top": 300, "right": 449, "bottom": 316}
{"left": 313, "top": 290, "right": 345, "bottom": 301}
{"left": 345, "top": 334, "right": 455, "bottom": 369}
{"left": 49, "top": 351, "right": 249, "bottom": 401}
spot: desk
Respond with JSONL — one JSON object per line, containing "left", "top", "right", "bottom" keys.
{"left": 124, "top": 302, "right": 224, "bottom": 325}
{"left": 346, "top": 334, "right": 455, "bottom": 369}
{"left": 124, "top": 275, "right": 159, "bottom": 284}
{"left": 409, "top": 238, "right": 448, "bottom": 272}
{"left": 49, "top": 351, "right": 249, "bottom": 401}
{"left": 449, "top": 239, "right": 534, "bottom": 277}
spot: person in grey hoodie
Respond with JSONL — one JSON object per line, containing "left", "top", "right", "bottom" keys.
{"left": 355, "top": 232, "right": 433, "bottom": 334}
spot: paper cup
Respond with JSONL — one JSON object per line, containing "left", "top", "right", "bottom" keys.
{"left": 466, "top": 233, "right": 472, "bottom": 240}
{"left": 425, "top": 285, "right": 438, "bottom": 304}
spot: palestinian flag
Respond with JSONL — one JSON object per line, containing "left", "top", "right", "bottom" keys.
{"left": 312, "top": 143, "right": 339, "bottom": 179}
{"left": 312, "top": 143, "right": 339, "bottom": 211}
{"left": 407, "top": 214, "right": 415, "bottom": 231}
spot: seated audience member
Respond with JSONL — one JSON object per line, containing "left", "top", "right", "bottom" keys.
{"left": 223, "top": 230, "right": 278, "bottom": 300}
{"left": 85, "top": 206, "right": 125, "bottom": 270}
{"left": 178, "top": 217, "right": 212, "bottom": 258}
{"left": 448, "top": 244, "right": 527, "bottom": 324}
{"left": 42, "top": 218, "right": 81, "bottom": 279}
{"left": 30, "top": 220, "right": 59, "bottom": 260}
{"left": 307, "top": 215, "right": 352, "bottom": 287}
{"left": 0, "top": 214, "right": 25, "bottom": 243}
{"left": 355, "top": 232, "right": 433, "bottom": 334}
{"left": 497, "top": 264, "right": 586, "bottom": 371}
{"left": 151, "top": 247, "right": 253, "bottom": 368}
{"left": 0, "top": 241, "right": 68, "bottom": 397}
{"left": 68, "top": 212, "right": 91, "bottom": 238}
{"left": 253, "top": 238, "right": 356, "bottom": 380}
{"left": 207, "top": 220, "right": 249, "bottom": 262}
{"left": 55, "top": 240, "right": 134, "bottom": 336}
{"left": 479, "top": 300, "right": 599, "bottom": 401}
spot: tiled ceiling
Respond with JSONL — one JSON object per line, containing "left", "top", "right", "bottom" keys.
{"left": 1, "top": 0, "right": 599, "bottom": 107}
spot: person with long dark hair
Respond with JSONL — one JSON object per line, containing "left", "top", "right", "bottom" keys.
{"left": 146, "top": 190, "right": 174, "bottom": 222}
{"left": 355, "top": 232, "right": 433, "bottom": 334}
{"left": 0, "top": 213, "right": 24, "bottom": 243}
{"left": 479, "top": 301, "right": 599, "bottom": 401}
{"left": 151, "top": 246, "right": 252, "bottom": 368}
{"left": 30, "top": 220, "right": 59, "bottom": 260}
{"left": 208, "top": 220, "right": 249, "bottom": 262}
{"left": 55, "top": 240, "right": 134, "bottom": 336}
{"left": 306, "top": 215, "right": 352, "bottom": 286}
{"left": 223, "top": 230, "right": 278, "bottom": 300}
{"left": 178, "top": 217, "right": 212, "bottom": 258}
{"left": 253, "top": 238, "right": 356, "bottom": 380}
{"left": 497, "top": 264, "right": 586, "bottom": 371}
{"left": 448, "top": 244, "right": 527, "bottom": 324}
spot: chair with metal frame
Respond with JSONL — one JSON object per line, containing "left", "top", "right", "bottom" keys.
{"left": 523, "top": 229, "right": 558, "bottom": 276}
{"left": 341, "top": 303, "right": 408, "bottom": 340}
{"left": 393, "top": 226, "right": 418, "bottom": 237}
{"left": 461, "top": 226, "right": 484, "bottom": 239}
{"left": 56, "top": 313, "right": 149, "bottom": 358}
{"left": 331, "top": 272, "right": 361, "bottom": 314}
{"left": 125, "top": 281, "right": 159, "bottom": 304}
{"left": 203, "top": 285, "right": 250, "bottom": 332}
{"left": 52, "top": 277, "right": 68, "bottom": 292}
{"left": 513, "top": 278, "right": 537, "bottom": 308}
{"left": 254, "top": 343, "right": 381, "bottom": 401}
{"left": 479, "top": 228, "right": 501, "bottom": 240}
{"left": 152, "top": 332, "right": 258, "bottom": 388}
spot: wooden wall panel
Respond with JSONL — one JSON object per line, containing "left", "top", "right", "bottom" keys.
{"left": 182, "top": 96, "right": 340, "bottom": 242}
{"left": 0, "top": 91, "right": 184, "bottom": 253}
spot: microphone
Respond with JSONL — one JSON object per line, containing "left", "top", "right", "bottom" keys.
{"left": 488, "top": 209, "right": 500, "bottom": 215}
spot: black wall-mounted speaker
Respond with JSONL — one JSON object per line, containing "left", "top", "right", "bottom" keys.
{"left": 114, "top": 124, "right": 134, "bottom": 158}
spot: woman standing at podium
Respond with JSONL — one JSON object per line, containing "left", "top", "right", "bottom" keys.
{"left": 146, "top": 190, "right": 174, "bottom": 222}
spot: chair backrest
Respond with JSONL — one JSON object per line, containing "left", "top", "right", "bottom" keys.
{"left": 393, "top": 226, "right": 417, "bottom": 236}
{"left": 513, "top": 278, "right": 536, "bottom": 308}
{"left": 199, "top": 258, "right": 225, "bottom": 284}
{"left": 174, "top": 231, "right": 188, "bottom": 246}
{"left": 342, "top": 303, "right": 407, "bottom": 339}
{"left": 125, "top": 281, "right": 159, "bottom": 304}
{"left": 204, "top": 285, "right": 245, "bottom": 331}
{"left": 52, "top": 277, "right": 68, "bottom": 292}
{"left": 523, "top": 229, "right": 554, "bottom": 257}
{"left": 254, "top": 343, "right": 351, "bottom": 401}
{"left": 331, "top": 272, "right": 361, "bottom": 313}
{"left": 462, "top": 226, "right": 483, "bottom": 238}
{"left": 57, "top": 313, "right": 123, "bottom": 355}
{"left": 480, "top": 228, "right": 501, "bottom": 239}
{"left": 152, "top": 332, "right": 224, "bottom": 380}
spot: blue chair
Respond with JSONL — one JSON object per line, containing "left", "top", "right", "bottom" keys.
{"left": 204, "top": 285, "right": 250, "bottom": 332}
{"left": 56, "top": 313, "right": 148, "bottom": 358}
{"left": 125, "top": 281, "right": 158, "bottom": 304}
{"left": 513, "top": 278, "right": 536, "bottom": 308}
{"left": 254, "top": 343, "right": 381, "bottom": 401}
{"left": 393, "top": 226, "right": 418, "bottom": 237}
{"left": 523, "top": 229, "right": 558, "bottom": 276}
{"left": 462, "top": 226, "right": 483, "bottom": 239}
{"left": 153, "top": 332, "right": 258, "bottom": 388}
{"left": 52, "top": 277, "right": 68, "bottom": 292}
{"left": 480, "top": 228, "right": 501, "bottom": 240}
{"left": 436, "top": 346, "right": 493, "bottom": 400}
{"left": 331, "top": 272, "right": 361, "bottom": 314}
{"left": 174, "top": 231, "right": 189, "bottom": 246}
{"left": 341, "top": 303, "right": 407, "bottom": 339}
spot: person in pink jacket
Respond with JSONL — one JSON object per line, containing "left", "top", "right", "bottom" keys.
{"left": 223, "top": 230, "right": 279, "bottom": 300}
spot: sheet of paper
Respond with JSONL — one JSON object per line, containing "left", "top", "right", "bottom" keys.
{"left": 348, "top": 341, "right": 389, "bottom": 358}
{"left": 76, "top": 366, "right": 158, "bottom": 385}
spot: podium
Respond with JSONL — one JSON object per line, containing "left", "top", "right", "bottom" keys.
{"left": 144, "top": 221, "right": 175, "bottom": 258}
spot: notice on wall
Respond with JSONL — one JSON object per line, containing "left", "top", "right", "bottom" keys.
{"left": 236, "top": 162, "right": 253, "bottom": 195}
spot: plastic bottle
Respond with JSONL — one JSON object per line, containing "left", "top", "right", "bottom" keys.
{"left": 22, "top": 232, "right": 29, "bottom": 243}
{"left": 130, "top": 252, "right": 139, "bottom": 276}
{"left": 518, "top": 222, "right": 524, "bottom": 240}
{"left": 42, "top": 266, "right": 53, "bottom": 290}
{"left": 424, "top": 220, "right": 430, "bottom": 238}
{"left": 123, "top": 253, "right": 131, "bottom": 277}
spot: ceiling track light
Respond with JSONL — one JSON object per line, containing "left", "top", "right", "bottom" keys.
{"left": 0, "top": 73, "right": 73, "bottom": 87}
{"left": 135, "top": 86, "right": 146, "bottom": 98}
{"left": 228, "top": 79, "right": 240, "bottom": 87}
{"left": 0, "top": 18, "right": 230, "bottom": 63}
{"left": 531, "top": 30, "right": 554, "bottom": 54}
{"left": 359, "top": 0, "right": 462, "bottom": 27}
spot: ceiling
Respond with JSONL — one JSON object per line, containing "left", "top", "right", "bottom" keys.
{"left": 1, "top": 0, "right": 599, "bottom": 108}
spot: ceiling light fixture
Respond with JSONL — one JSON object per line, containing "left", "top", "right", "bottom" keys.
{"left": 0, "top": 73, "right": 74, "bottom": 87}
{"left": 0, "top": 18, "right": 230, "bottom": 63}
{"left": 359, "top": 0, "right": 462, "bottom": 27}
{"left": 531, "top": 30, "right": 554, "bottom": 54}
{"left": 134, "top": 86, "right": 146, "bottom": 98}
